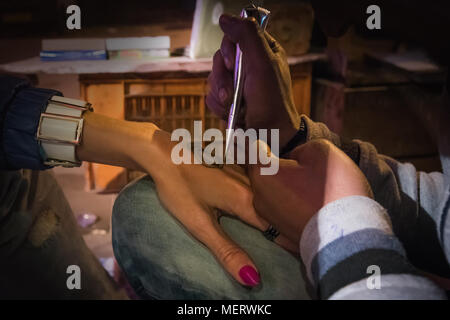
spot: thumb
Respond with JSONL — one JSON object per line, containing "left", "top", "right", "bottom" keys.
{"left": 156, "top": 175, "right": 261, "bottom": 287}
{"left": 219, "top": 14, "right": 272, "bottom": 67}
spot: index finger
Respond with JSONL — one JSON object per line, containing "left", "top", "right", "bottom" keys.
{"left": 219, "top": 14, "right": 273, "bottom": 69}
{"left": 220, "top": 35, "right": 236, "bottom": 71}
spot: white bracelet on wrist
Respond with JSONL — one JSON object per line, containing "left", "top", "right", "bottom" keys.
{"left": 36, "top": 95, "right": 92, "bottom": 167}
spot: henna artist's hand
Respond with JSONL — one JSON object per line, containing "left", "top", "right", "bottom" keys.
{"left": 206, "top": 13, "right": 300, "bottom": 149}
{"left": 248, "top": 139, "right": 373, "bottom": 244}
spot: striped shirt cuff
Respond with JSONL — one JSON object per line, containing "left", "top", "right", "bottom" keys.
{"left": 329, "top": 274, "right": 446, "bottom": 300}
{"left": 299, "top": 196, "right": 422, "bottom": 298}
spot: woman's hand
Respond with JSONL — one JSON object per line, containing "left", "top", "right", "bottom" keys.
{"left": 248, "top": 139, "right": 373, "bottom": 244}
{"left": 145, "top": 149, "right": 298, "bottom": 287}
{"left": 77, "top": 114, "right": 297, "bottom": 287}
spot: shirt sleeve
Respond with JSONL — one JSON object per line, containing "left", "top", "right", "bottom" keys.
{"left": 0, "top": 75, "right": 61, "bottom": 170}
{"left": 300, "top": 115, "right": 450, "bottom": 278}
{"left": 299, "top": 195, "right": 447, "bottom": 300}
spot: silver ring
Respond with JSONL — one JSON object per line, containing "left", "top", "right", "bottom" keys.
{"left": 262, "top": 225, "right": 280, "bottom": 241}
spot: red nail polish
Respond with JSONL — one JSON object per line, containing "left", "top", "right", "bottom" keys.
{"left": 239, "top": 265, "right": 260, "bottom": 287}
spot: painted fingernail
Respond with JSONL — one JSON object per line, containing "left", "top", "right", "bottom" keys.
{"left": 219, "top": 87, "right": 228, "bottom": 104}
{"left": 239, "top": 265, "right": 260, "bottom": 287}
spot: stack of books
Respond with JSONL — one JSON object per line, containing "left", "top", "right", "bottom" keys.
{"left": 106, "top": 36, "right": 170, "bottom": 60}
{"left": 40, "top": 36, "right": 171, "bottom": 61}
{"left": 40, "top": 38, "right": 107, "bottom": 61}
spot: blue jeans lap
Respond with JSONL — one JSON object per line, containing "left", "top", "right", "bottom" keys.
{"left": 112, "top": 175, "right": 310, "bottom": 299}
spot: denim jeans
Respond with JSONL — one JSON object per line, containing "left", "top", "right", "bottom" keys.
{"left": 0, "top": 169, "right": 126, "bottom": 299}
{"left": 112, "top": 175, "right": 310, "bottom": 299}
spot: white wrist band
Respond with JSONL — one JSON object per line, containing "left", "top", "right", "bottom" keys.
{"left": 37, "top": 95, "right": 92, "bottom": 167}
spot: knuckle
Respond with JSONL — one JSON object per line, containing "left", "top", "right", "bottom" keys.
{"left": 220, "top": 36, "right": 231, "bottom": 54}
{"left": 241, "top": 187, "right": 254, "bottom": 205}
{"left": 216, "top": 244, "right": 242, "bottom": 265}
{"left": 294, "top": 139, "right": 334, "bottom": 163}
{"left": 307, "top": 138, "right": 333, "bottom": 151}
{"left": 213, "top": 49, "right": 222, "bottom": 62}
{"left": 230, "top": 184, "right": 254, "bottom": 212}
{"left": 242, "top": 18, "right": 259, "bottom": 35}
{"left": 268, "top": 55, "right": 280, "bottom": 68}
{"left": 277, "top": 45, "right": 286, "bottom": 56}
{"left": 237, "top": 187, "right": 254, "bottom": 208}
